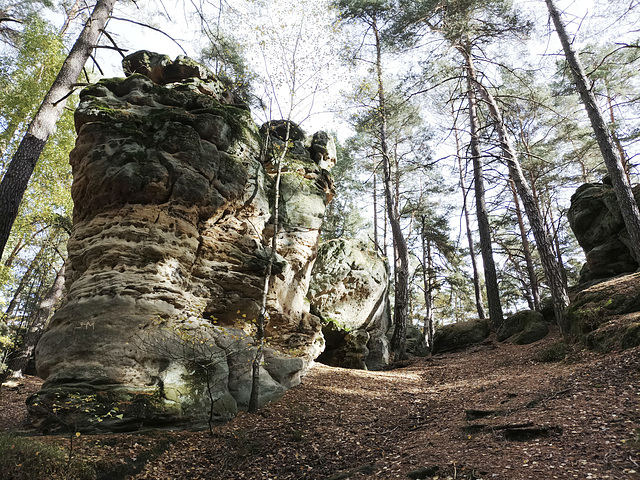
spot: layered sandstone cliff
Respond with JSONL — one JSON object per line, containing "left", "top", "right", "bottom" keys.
{"left": 28, "top": 51, "right": 334, "bottom": 432}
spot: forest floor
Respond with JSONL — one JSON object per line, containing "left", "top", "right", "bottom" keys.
{"left": 1, "top": 327, "right": 640, "bottom": 480}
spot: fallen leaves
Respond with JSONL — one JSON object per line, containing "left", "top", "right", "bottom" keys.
{"left": 1, "top": 328, "right": 639, "bottom": 479}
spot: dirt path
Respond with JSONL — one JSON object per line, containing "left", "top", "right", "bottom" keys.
{"left": 2, "top": 329, "right": 639, "bottom": 479}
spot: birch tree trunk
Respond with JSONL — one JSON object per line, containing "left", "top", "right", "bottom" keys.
{"left": 421, "top": 219, "right": 435, "bottom": 353}
{"left": 248, "top": 129, "right": 286, "bottom": 414}
{"left": 545, "top": 0, "right": 640, "bottom": 263}
{"left": 0, "top": 0, "right": 117, "bottom": 259}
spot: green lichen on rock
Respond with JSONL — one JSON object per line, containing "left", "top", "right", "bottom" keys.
{"left": 27, "top": 384, "right": 187, "bottom": 434}
{"left": 584, "top": 315, "right": 640, "bottom": 353}
{"left": 498, "top": 310, "right": 549, "bottom": 345}
{"left": 31, "top": 52, "right": 335, "bottom": 432}
{"left": 432, "top": 319, "right": 490, "bottom": 354}
{"left": 566, "top": 272, "right": 640, "bottom": 352}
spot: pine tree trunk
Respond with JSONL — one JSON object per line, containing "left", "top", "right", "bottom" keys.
{"left": 509, "top": 179, "right": 541, "bottom": 311}
{"left": 373, "top": 173, "right": 379, "bottom": 252}
{"left": 547, "top": 203, "right": 568, "bottom": 288}
{"left": 462, "top": 49, "right": 504, "bottom": 329}
{"left": 373, "top": 21, "right": 409, "bottom": 360}
{"left": 472, "top": 72, "right": 570, "bottom": 335}
{"left": 0, "top": 0, "right": 117, "bottom": 259}
{"left": 453, "top": 113, "right": 486, "bottom": 320}
{"left": 421, "top": 222, "right": 435, "bottom": 353}
{"left": 0, "top": 264, "right": 65, "bottom": 387}
{"left": 545, "top": 0, "right": 640, "bottom": 263}
{"left": 606, "top": 86, "right": 630, "bottom": 182}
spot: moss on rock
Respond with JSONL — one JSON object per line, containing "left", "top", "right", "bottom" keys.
{"left": 432, "top": 319, "right": 490, "bottom": 354}
{"left": 566, "top": 273, "right": 640, "bottom": 352}
{"left": 498, "top": 310, "right": 549, "bottom": 345}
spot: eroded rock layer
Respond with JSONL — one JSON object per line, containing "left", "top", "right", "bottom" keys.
{"left": 28, "top": 52, "right": 334, "bottom": 432}
{"left": 568, "top": 180, "right": 640, "bottom": 282}
{"left": 307, "top": 239, "right": 390, "bottom": 370}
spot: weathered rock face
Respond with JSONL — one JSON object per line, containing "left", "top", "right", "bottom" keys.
{"left": 432, "top": 320, "right": 490, "bottom": 354}
{"left": 387, "top": 325, "right": 429, "bottom": 357}
{"left": 568, "top": 181, "right": 640, "bottom": 282}
{"left": 566, "top": 272, "right": 640, "bottom": 352}
{"left": 497, "top": 310, "right": 549, "bottom": 345}
{"left": 307, "top": 239, "right": 390, "bottom": 370}
{"left": 28, "top": 51, "right": 334, "bottom": 432}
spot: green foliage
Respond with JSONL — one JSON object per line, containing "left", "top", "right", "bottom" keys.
{"left": 0, "top": 0, "right": 54, "bottom": 47}
{"left": 0, "top": 433, "right": 95, "bottom": 480}
{"left": 395, "top": 0, "right": 531, "bottom": 48}
{"left": 0, "top": 13, "right": 73, "bottom": 376}
{"left": 201, "top": 33, "right": 258, "bottom": 105}
{"left": 0, "top": 14, "right": 75, "bottom": 232}
{"left": 334, "top": 0, "right": 394, "bottom": 24}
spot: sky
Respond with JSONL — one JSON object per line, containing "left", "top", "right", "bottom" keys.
{"left": 50, "top": 0, "right": 606, "bottom": 143}
{"left": 79, "top": 0, "right": 349, "bottom": 137}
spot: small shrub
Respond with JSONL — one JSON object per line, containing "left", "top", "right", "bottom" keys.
{"left": 0, "top": 433, "right": 95, "bottom": 480}
{"left": 533, "top": 341, "right": 569, "bottom": 363}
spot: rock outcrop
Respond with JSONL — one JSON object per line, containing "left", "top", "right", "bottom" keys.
{"left": 568, "top": 181, "right": 640, "bottom": 282}
{"left": 28, "top": 51, "right": 334, "bottom": 432}
{"left": 497, "top": 310, "right": 549, "bottom": 345}
{"left": 396, "top": 325, "right": 430, "bottom": 357}
{"left": 432, "top": 320, "right": 491, "bottom": 354}
{"left": 566, "top": 272, "right": 640, "bottom": 352}
{"left": 307, "top": 239, "right": 390, "bottom": 370}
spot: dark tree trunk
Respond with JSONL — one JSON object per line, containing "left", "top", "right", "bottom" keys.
{"left": 472, "top": 67, "right": 570, "bottom": 335}
{"left": 453, "top": 113, "right": 486, "bottom": 320}
{"left": 0, "top": 0, "right": 117, "bottom": 260}
{"left": 462, "top": 49, "right": 504, "bottom": 329}
{"left": 509, "top": 179, "right": 541, "bottom": 311}
{"left": 373, "top": 21, "right": 409, "bottom": 360}
{"left": 545, "top": 0, "right": 640, "bottom": 263}
{"left": 373, "top": 173, "right": 379, "bottom": 253}
{"left": 0, "top": 264, "right": 65, "bottom": 387}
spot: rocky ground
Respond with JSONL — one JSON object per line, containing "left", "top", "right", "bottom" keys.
{"left": 1, "top": 328, "right": 639, "bottom": 480}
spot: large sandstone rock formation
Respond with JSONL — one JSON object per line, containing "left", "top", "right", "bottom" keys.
{"left": 28, "top": 51, "right": 334, "bottom": 432}
{"left": 568, "top": 180, "right": 640, "bottom": 282}
{"left": 307, "top": 239, "right": 390, "bottom": 370}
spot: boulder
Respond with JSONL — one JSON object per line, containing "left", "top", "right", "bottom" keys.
{"left": 568, "top": 181, "right": 640, "bottom": 282}
{"left": 432, "top": 320, "right": 490, "bottom": 354}
{"left": 566, "top": 272, "right": 640, "bottom": 352}
{"left": 395, "top": 325, "right": 430, "bottom": 357}
{"left": 28, "top": 52, "right": 334, "bottom": 432}
{"left": 308, "top": 239, "right": 390, "bottom": 370}
{"left": 497, "top": 310, "right": 549, "bottom": 345}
